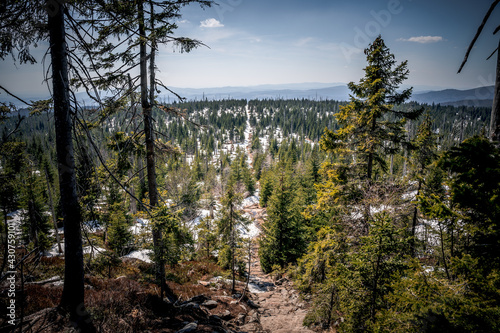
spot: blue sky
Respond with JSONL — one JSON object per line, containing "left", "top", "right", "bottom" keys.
{"left": 0, "top": 0, "right": 499, "bottom": 101}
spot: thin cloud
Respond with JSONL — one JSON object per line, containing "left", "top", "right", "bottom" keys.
{"left": 295, "top": 37, "right": 315, "bottom": 47}
{"left": 398, "top": 36, "right": 444, "bottom": 43}
{"left": 200, "top": 18, "right": 224, "bottom": 28}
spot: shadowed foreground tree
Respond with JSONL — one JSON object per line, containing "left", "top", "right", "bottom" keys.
{"left": 0, "top": 1, "right": 95, "bottom": 330}
{"left": 75, "top": 0, "right": 213, "bottom": 298}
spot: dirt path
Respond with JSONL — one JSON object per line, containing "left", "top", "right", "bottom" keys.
{"left": 241, "top": 205, "right": 314, "bottom": 333}
{"left": 248, "top": 244, "right": 314, "bottom": 333}
{"left": 240, "top": 104, "right": 315, "bottom": 333}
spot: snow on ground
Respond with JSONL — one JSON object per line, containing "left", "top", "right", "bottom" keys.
{"left": 83, "top": 245, "right": 106, "bottom": 255}
{"left": 44, "top": 242, "right": 64, "bottom": 257}
{"left": 402, "top": 190, "right": 418, "bottom": 201}
{"left": 6, "top": 211, "right": 23, "bottom": 239}
{"left": 129, "top": 218, "right": 150, "bottom": 235}
{"left": 123, "top": 249, "right": 152, "bottom": 263}
{"left": 415, "top": 218, "right": 441, "bottom": 247}
{"left": 83, "top": 220, "right": 104, "bottom": 233}
{"left": 241, "top": 195, "right": 259, "bottom": 208}
{"left": 186, "top": 209, "right": 212, "bottom": 230}
{"left": 239, "top": 215, "right": 260, "bottom": 239}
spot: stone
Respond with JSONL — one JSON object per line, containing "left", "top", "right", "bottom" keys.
{"left": 175, "top": 322, "right": 197, "bottom": 333}
{"left": 186, "top": 294, "right": 208, "bottom": 304}
{"left": 220, "top": 310, "right": 232, "bottom": 320}
{"left": 247, "top": 300, "right": 259, "bottom": 309}
{"left": 180, "top": 302, "right": 200, "bottom": 310}
{"left": 209, "top": 315, "right": 222, "bottom": 323}
{"left": 248, "top": 311, "right": 260, "bottom": 323}
{"left": 236, "top": 313, "right": 246, "bottom": 325}
{"left": 202, "top": 300, "right": 218, "bottom": 309}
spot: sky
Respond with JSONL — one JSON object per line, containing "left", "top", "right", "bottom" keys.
{"left": 0, "top": 0, "right": 499, "bottom": 102}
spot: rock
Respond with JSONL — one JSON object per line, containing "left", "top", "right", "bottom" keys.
{"left": 248, "top": 311, "right": 260, "bottom": 323}
{"left": 236, "top": 313, "right": 246, "bottom": 325}
{"left": 186, "top": 294, "right": 208, "bottom": 304}
{"left": 220, "top": 310, "right": 232, "bottom": 320}
{"left": 202, "top": 300, "right": 218, "bottom": 309}
{"left": 180, "top": 302, "right": 200, "bottom": 310}
{"left": 175, "top": 322, "right": 197, "bottom": 333}
{"left": 247, "top": 300, "right": 259, "bottom": 309}
{"left": 209, "top": 315, "right": 222, "bottom": 324}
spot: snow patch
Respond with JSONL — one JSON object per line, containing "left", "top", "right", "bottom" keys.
{"left": 123, "top": 249, "right": 153, "bottom": 263}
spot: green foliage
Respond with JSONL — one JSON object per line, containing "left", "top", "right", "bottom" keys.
{"left": 321, "top": 36, "right": 421, "bottom": 181}
{"left": 107, "top": 203, "right": 133, "bottom": 256}
{"left": 93, "top": 251, "right": 122, "bottom": 278}
{"left": 259, "top": 168, "right": 275, "bottom": 207}
{"left": 374, "top": 258, "right": 500, "bottom": 332}
{"left": 439, "top": 136, "right": 500, "bottom": 268}
{"left": 300, "top": 213, "right": 409, "bottom": 332}
{"left": 196, "top": 216, "right": 218, "bottom": 259}
{"left": 151, "top": 205, "right": 193, "bottom": 266}
{"left": 20, "top": 164, "right": 52, "bottom": 252}
{"left": 259, "top": 164, "right": 306, "bottom": 273}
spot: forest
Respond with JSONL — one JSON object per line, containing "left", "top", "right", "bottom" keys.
{"left": 1, "top": 1, "right": 500, "bottom": 333}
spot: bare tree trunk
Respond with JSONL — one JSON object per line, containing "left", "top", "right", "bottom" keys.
{"left": 490, "top": 39, "right": 500, "bottom": 144}
{"left": 47, "top": 2, "right": 92, "bottom": 330}
{"left": 138, "top": 0, "right": 166, "bottom": 298}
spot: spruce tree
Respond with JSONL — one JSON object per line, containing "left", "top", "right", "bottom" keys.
{"left": 259, "top": 164, "right": 305, "bottom": 273}
{"left": 321, "top": 36, "right": 421, "bottom": 182}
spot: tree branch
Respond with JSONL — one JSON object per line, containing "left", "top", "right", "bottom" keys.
{"left": 458, "top": 0, "right": 500, "bottom": 73}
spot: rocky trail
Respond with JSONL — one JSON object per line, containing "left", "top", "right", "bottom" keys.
{"left": 238, "top": 104, "right": 315, "bottom": 332}
{"left": 245, "top": 245, "right": 314, "bottom": 333}
{"left": 238, "top": 203, "right": 314, "bottom": 333}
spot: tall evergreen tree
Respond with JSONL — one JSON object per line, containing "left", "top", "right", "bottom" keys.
{"left": 321, "top": 36, "right": 421, "bottom": 182}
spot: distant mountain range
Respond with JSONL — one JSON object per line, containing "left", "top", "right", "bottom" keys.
{"left": 161, "top": 84, "right": 495, "bottom": 107}
{"left": 2, "top": 83, "right": 495, "bottom": 108}
{"left": 410, "top": 86, "right": 495, "bottom": 107}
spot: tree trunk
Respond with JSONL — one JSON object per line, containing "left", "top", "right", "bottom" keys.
{"left": 410, "top": 179, "right": 422, "bottom": 257}
{"left": 230, "top": 201, "right": 236, "bottom": 293}
{"left": 490, "top": 38, "right": 500, "bottom": 144}
{"left": 45, "top": 168, "right": 62, "bottom": 254}
{"left": 128, "top": 74, "right": 137, "bottom": 215}
{"left": 138, "top": 0, "right": 166, "bottom": 298}
{"left": 47, "top": 2, "right": 92, "bottom": 330}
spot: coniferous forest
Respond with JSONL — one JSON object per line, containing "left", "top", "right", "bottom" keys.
{"left": 1, "top": 1, "right": 500, "bottom": 333}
